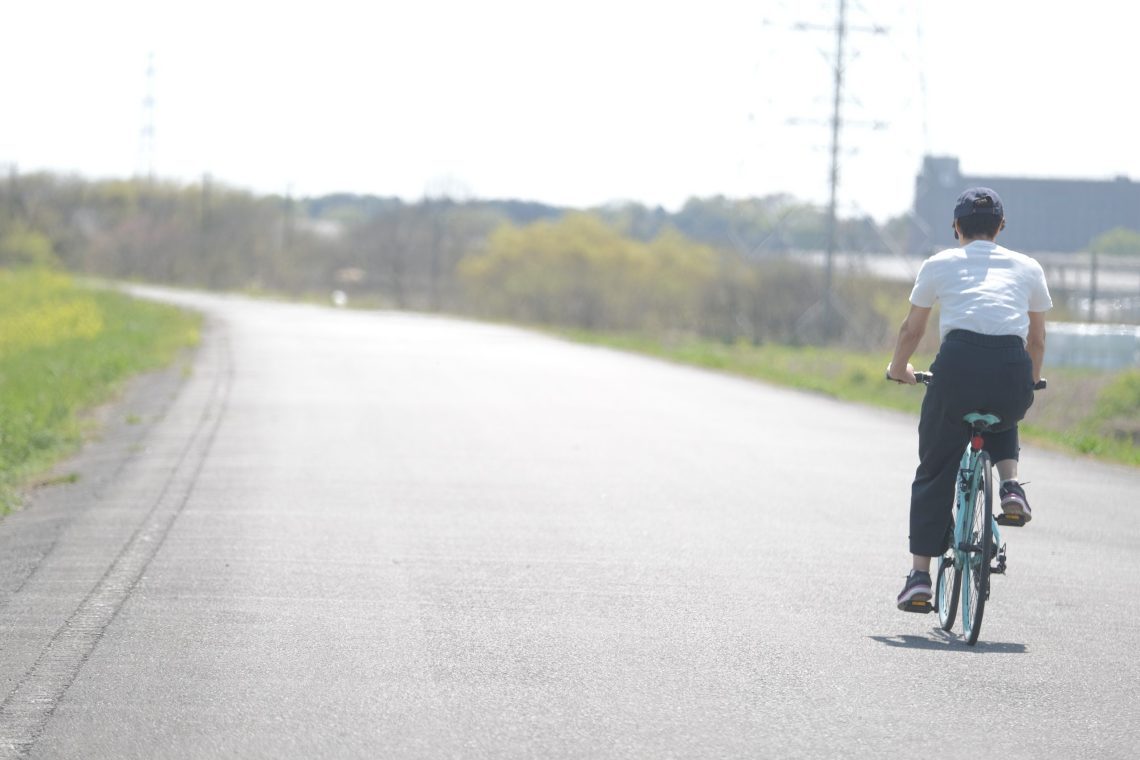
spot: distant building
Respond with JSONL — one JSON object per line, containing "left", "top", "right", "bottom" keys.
{"left": 911, "top": 156, "right": 1140, "bottom": 254}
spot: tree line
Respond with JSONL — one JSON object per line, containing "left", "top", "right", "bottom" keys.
{"left": 2, "top": 171, "right": 927, "bottom": 346}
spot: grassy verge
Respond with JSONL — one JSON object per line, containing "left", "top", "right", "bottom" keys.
{"left": 0, "top": 269, "right": 201, "bottom": 513}
{"left": 557, "top": 329, "right": 1140, "bottom": 467}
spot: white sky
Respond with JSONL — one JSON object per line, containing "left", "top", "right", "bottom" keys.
{"left": 3, "top": 1, "right": 1138, "bottom": 221}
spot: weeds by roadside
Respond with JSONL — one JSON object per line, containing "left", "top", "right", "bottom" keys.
{"left": 0, "top": 269, "right": 201, "bottom": 514}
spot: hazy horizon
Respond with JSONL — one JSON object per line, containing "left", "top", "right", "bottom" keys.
{"left": 5, "top": 1, "right": 1139, "bottom": 222}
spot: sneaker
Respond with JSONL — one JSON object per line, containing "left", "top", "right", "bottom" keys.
{"left": 1000, "top": 480, "right": 1032, "bottom": 524}
{"left": 897, "top": 570, "right": 933, "bottom": 611}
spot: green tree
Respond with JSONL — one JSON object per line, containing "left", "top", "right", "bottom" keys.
{"left": 1089, "top": 227, "right": 1140, "bottom": 256}
{"left": 459, "top": 214, "right": 720, "bottom": 331}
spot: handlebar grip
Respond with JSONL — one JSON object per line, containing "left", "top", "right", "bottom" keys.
{"left": 887, "top": 370, "right": 1043, "bottom": 390}
{"left": 884, "top": 370, "right": 933, "bottom": 384}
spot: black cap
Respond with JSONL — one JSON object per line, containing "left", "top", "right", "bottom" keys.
{"left": 953, "top": 187, "right": 1003, "bottom": 219}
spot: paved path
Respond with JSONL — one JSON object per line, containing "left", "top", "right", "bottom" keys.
{"left": 2, "top": 290, "right": 1138, "bottom": 758}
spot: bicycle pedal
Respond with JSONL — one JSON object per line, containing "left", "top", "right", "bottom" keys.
{"left": 900, "top": 599, "right": 934, "bottom": 614}
{"left": 995, "top": 514, "right": 1026, "bottom": 527}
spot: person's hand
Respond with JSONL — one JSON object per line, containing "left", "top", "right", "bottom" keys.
{"left": 886, "top": 362, "right": 917, "bottom": 384}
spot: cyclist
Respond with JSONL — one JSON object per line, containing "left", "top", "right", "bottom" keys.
{"left": 887, "top": 187, "right": 1052, "bottom": 611}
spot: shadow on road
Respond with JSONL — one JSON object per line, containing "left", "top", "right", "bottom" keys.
{"left": 868, "top": 630, "right": 1028, "bottom": 654}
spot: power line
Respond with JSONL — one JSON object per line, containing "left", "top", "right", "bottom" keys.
{"left": 139, "top": 53, "right": 156, "bottom": 182}
{"left": 915, "top": 6, "right": 930, "bottom": 154}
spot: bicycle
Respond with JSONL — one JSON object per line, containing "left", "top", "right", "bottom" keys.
{"left": 906, "top": 371, "right": 1045, "bottom": 645}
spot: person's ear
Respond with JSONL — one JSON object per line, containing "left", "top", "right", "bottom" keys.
{"left": 952, "top": 221, "right": 959, "bottom": 240}
{"left": 999, "top": 218, "right": 1006, "bottom": 232}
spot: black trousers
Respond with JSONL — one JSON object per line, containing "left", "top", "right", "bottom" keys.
{"left": 909, "top": 330, "right": 1035, "bottom": 557}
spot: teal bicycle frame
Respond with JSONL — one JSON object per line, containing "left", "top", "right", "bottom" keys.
{"left": 949, "top": 413, "right": 1004, "bottom": 645}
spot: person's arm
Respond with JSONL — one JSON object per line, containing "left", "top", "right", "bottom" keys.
{"left": 887, "top": 304, "right": 932, "bottom": 384}
{"left": 1027, "top": 311, "right": 1047, "bottom": 382}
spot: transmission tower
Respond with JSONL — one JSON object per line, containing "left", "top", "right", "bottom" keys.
{"left": 139, "top": 53, "right": 156, "bottom": 182}
{"left": 794, "top": 0, "right": 886, "bottom": 337}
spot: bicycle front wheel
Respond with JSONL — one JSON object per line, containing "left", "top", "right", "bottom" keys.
{"left": 936, "top": 552, "right": 960, "bottom": 631}
{"left": 961, "top": 452, "right": 993, "bottom": 645}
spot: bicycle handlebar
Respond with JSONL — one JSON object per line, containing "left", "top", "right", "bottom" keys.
{"left": 886, "top": 369, "right": 1046, "bottom": 391}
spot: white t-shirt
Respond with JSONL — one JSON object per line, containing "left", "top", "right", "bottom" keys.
{"left": 910, "top": 240, "right": 1053, "bottom": 342}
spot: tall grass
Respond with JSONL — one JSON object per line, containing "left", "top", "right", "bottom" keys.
{"left": 0, "top": 269, "right": 201, "bottom": 513}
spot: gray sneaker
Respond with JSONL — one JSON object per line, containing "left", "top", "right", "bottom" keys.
{"left": 999, "top": 481, "right": 1032, "bottom": 525}
{"left": 897, "top": 570, "right": 933, "bottom": 612}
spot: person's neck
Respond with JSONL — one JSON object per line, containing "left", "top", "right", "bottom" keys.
{"left": 960, "top": 236, "right": 996, "bottom": 247}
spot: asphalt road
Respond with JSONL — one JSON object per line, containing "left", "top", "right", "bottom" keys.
{"left": 2, "top": 290, "right": 1138, "bottom": 759}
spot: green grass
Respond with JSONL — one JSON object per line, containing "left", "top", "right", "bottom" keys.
{"left": 557, "top": 329, "right": 1140, "bottom": 467}
{"left": 558, "top": 329, "right": 931, "bottom": 413}
{"left": 0, "top": 269, "right": 201, "bottom": 513}
{"left": 1038, "top": 369, "right": 1140, "bottom": 461}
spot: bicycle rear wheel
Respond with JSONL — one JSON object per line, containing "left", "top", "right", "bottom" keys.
{"left": 936, "top": 553, "right": 960, "bottom": 631}
{"left": 961, "top": 452, "right": 993, "bottom": 645}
